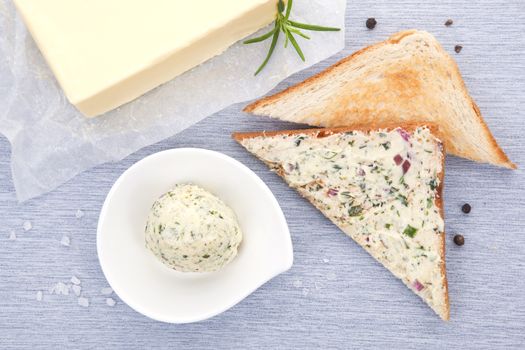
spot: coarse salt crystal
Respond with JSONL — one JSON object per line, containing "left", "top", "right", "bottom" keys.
{"left": 9, "top": 231, "right": 16, "bottom": 240}
{"left": 75, "top": 210, "right": 84, "bottom": 219}
{"left": 302, "top": 288, "right": 309, "bottom": 297}
{"left": 36, "top": 291, "right": 43, "bottom": 301}
{"left": 23, "top": 221, "right": 32, "bottom": 231}
{"left": 322, "top": 258, "right": 330, "bottom": 263}
{"left": 70, "top": 276, "right": 81, "bottom": 285}
{"left": 72, "top": 285, "right": 82, "bottom": 297}
{"left": 78, "top": 297, "right": 89, "bottom": 307}
{"left": 314, "top": 282, "right": 322, "bottom": 290}
{"left": 100, "top": 287, "right": 113, "bottom": 295}
{"left": 60, "top": 236, "right": 70, "bottom": 247}
{"left": 52, "top": 282, "right": 70, "bottom": 295}
{"left": 327, "top": 272, "right": 337, "bottom": 281}
{"left": 292, "top": 280, "right": 302, "bottom": 288}
{"left": 106, "top": 298, "right": 116, "bottom": 307}
{"left": 58, "top": 282, "right": 69, "bottom": 295}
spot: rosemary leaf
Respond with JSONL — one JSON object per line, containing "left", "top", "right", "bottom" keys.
{"left": 254, "top": 27, "right": 280, "bottom": 75}
{"left": 284, "top": 0, "right": 293, "bottom": 19}
{"left": 244, "top": 26, "right": 278, "bottom": 44}
{"left": 287, "top": 31, "right": 305, "bottom": 61}
{"left": 287, "top": 26, "right": 311, "bottom": 40}
{"left": 288, "top": 20, "right": 341, "bottom": 32}
{"left": 278, "top": 0, "right": 285, "bottom": 12}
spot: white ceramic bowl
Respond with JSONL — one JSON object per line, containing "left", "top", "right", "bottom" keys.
{"left": 97, "top": 148, "right": 293, "bottom": 323}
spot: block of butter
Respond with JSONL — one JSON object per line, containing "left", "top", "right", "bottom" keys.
{"left": 13, "top": 0, "right": 279, "bottom": 117}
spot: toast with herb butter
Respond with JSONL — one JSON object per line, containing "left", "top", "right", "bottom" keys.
{"left": 233, "top": 124, "right": 450, "bottom": 320}
{"left": 244, "top": 30, "right": 515, "bottom": 170}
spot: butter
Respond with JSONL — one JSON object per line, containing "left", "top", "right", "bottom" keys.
{"left": 239, "top": 126, "right": 449, "bottom": 319}
{"left": 13, "top": 0, "right": 279, "bottom": 117}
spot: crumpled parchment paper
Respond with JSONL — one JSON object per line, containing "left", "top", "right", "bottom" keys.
{"left": 0, "top": 0, "right": 346, "bottom": 201}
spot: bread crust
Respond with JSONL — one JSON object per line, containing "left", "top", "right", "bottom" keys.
{"left": 233, "top": 122, "right": 450, "bottom": 320}
{"left": 243, "top": 30, "right": 516, "bottom": 170}
{"left": 234, "top": 122, "right": 442, "bottom": 141}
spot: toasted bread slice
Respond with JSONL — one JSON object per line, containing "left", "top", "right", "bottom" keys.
{"left": 244, "top": 30, "right": 515, "bottom": 169}
{"left": 233, "top": 123, "right": 450, "bottom": 320}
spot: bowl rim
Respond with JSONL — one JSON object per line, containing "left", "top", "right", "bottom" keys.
{"left": 96, "top": 147, "right": 294, "bottom": 323}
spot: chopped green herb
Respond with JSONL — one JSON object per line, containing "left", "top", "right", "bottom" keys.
{"left": 429, "top": 178, "right": 438, "bottom": 190}
{"left": 348, "top": 205, "right": 363, "bottom": 217}
{"left": 340, "top": 191, "right": 353, "bottom": 198}
{"left": 202, "top": 254, "right": 210, "bottom": 259}
{"left": 389, "top": 186, "right": 399, "bottom": 193}
{"left": 348, "top": 140, "right": 355, "bottom": 146}
{"left": 323, "top": 151, "right": 338, "bottom": 159}
{"left": 380, "top": 141, "right": 391, "bottom": 150}
{"left": 385, "top": 223, "right": 392, "bottom": 229}
{"left": 294, "top": 136, "right": 305, "bottom": 147}
{"left": 333, "top": 164, "right": 342, "bottom": 171}
{"left": 397, "top": 194, "right": 408, "bottom": 206}
{"left": 403, "top": 225, "right": 418, "bottom": 238}
{"left": 426, "top": 197, "right": 433, "bottom": 209}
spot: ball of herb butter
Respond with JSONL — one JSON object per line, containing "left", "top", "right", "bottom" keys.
{"left": 145, "top": 184, "right": 242, "bottom": 272}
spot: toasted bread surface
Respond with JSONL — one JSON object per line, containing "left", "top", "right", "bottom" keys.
{"left": 244, "top": 30, "right": 515, "bottom": 170}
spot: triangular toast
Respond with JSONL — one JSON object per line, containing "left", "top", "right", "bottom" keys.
{"left": 233, "top": 124, "right": 450, "bottom": 320}
{"left": 244, "top": 30, "right": 515, "bottom": 169}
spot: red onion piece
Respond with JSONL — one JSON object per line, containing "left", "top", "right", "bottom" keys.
{"left": 402, "top": 160, "right": 411, "bottom": 174}
{"left": 394, "top": 154, "right": 403, "bottom": 165}
{"left": 413, "top": 280, "right": 424, "bottom": 292}
{"left": 397, "top": 128, "right": 411, "bottom": 142}
{"left": 327, "top": 188, "right": 339, "bottom": 197}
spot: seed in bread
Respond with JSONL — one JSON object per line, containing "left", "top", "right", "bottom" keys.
{"left": 233, "top": 124, "right": 450, "bottom": 320}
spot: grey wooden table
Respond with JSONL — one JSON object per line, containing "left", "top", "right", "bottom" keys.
{"left": 1, "top": 1, "right": 524, "bottom": 349}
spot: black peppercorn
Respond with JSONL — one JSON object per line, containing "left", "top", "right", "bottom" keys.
{"left": 366, "top": 18, "right": 377, "bottom": 30}
{"left": 445, "top": 19, "right": 453, "bottom": 26}
{"left": 461, "top": 203, "right": 471, "bottom": 214}
{"left": 453, "top": 234, "right": 465, "bottom": 246}
{"left": 455, "top": 45, "right": 463, "bottom": 53}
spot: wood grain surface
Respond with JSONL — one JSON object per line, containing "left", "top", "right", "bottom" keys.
{"left": 0, "top": 0, "right": 524, "bottom": 349}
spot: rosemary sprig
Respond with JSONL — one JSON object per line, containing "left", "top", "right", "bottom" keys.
{"left": 244, "top": 0, "right": 340, "bottom": 75}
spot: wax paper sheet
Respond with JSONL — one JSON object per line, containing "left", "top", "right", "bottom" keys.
{"left": 0, "top": 0, "right": 346, "bottom": 201}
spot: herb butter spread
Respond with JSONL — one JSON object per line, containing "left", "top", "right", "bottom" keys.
{"left": 239, "top": 126, "right": 448, "bottom": 319}
{"left": 145, "top": 184, "right": 243, "bottom": 273}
